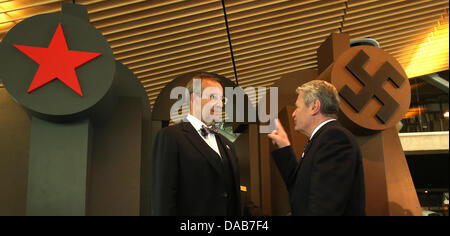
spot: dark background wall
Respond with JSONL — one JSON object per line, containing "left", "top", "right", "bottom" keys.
{"left": 0, "top": 87, "right": 151, "bottom": 216}
{"left": 87, "top": 97, "right": 143, "bottom": 216}
{"left": 0, "top": 88, "right": 30, "bottom": 216}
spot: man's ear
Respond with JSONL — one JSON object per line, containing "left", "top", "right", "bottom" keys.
{"left": 311, "top": 100, "right": 321, "bottom": 115}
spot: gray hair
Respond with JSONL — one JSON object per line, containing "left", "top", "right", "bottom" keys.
{"left": 296, "top": 80, "right": 340, "bottom": 117}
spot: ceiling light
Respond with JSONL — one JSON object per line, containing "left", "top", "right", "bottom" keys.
{"left": 405, "top": 19, "right": 449, "bottom": 78}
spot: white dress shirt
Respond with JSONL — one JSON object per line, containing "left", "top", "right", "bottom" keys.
{"left": 185, "top": 114, "right": 222, "bottom": 158}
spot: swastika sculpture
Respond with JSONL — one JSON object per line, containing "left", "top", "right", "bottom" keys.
{"left": 317, "top": 33, "right": 421, "bottom": 216}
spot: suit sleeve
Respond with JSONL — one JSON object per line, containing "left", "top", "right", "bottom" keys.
{"left": 306, "top": 129, "right": 358, "bottom": 216}
{"left": 271, "top": 146, "right": 299, "bottom": 191}
{"left": 151, "top": 128, "right": 178, "bottom": 216}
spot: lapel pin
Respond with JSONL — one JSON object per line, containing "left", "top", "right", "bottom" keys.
{"left": 226, "top": 145, "right": 230, "bottom": 150}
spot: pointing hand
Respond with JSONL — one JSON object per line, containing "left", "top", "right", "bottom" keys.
{"left": 267, "top": 118, "right": 291, "bottom": 149}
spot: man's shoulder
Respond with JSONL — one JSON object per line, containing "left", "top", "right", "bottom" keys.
{"left": 157, "top": 122, "right": 189, "bottom": 137}
{"left": 317, "top": 121, "right": 363, "bottom": 160}
{"left": 319, "top": 121, "right": 356, "bottom": 142}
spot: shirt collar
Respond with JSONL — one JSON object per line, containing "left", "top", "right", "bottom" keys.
{"left": 186, "top": 114, "right": 208, "bottom": 132}
{"left": 310, "top": 119, "right": 336, "bottom": 140}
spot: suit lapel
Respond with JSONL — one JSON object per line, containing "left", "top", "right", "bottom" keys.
{"left": 182, "top": 122, "right": 224, "bottom": 175}
{"left": 216, "top": 135, "right": 240, "bottom": 186}
{"left": 295, "top": 120, "right": 339, "bottom": 172}
{"left": 295, "top": 140, "right": 313, "bottom": 173}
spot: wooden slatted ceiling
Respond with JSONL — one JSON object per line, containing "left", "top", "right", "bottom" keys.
{"left": 342, "top": 0, "right": 449, "bottom": 80}
{"left": 226, "top": 0, "right": 346, "bottom": 92}
{"left": 0, "top": 0, "right": 448, "bottom": 108}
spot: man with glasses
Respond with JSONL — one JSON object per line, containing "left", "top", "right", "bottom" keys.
{"left": 152, "top": 73, "right": 241, "bottom": 216}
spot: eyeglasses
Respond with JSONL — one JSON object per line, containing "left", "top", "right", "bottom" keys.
{"left": 206, "top": 94, "right": 228, "bottom": 105}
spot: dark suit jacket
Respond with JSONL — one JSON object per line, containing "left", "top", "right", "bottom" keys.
{"left": 272, "top": 120, "right": 366, "bottom": 216}
{"left": 152, "top": 121, "right": 241, "bottom": 216}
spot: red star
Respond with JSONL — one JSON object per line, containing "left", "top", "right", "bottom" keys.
{"left": 14, "top": 23, "right": 101, "bottom": 96}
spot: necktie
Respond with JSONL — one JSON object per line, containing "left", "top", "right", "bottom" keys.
{"left": 200, "top": 125, "right": 218, "bottom": 138}
{"left": 301, "top": 140, "right": 311, "bottom": 159}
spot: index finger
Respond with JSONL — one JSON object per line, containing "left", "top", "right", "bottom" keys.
{"left": 275, "top": 118, "right": 286, "bottom": 133}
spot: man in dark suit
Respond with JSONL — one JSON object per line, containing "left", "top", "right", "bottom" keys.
{"left": 268, "top": 80, "right": 366, "bottom": 216}
{"left": 152, "top": 73, "right": 241, "bottom": 216}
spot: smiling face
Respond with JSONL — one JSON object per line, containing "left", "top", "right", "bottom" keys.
{"left": 200, "top": 79, "right": 224, "bottom": 125}
{"left": 190, "top": 78, "right": 224, "bottom": 126}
